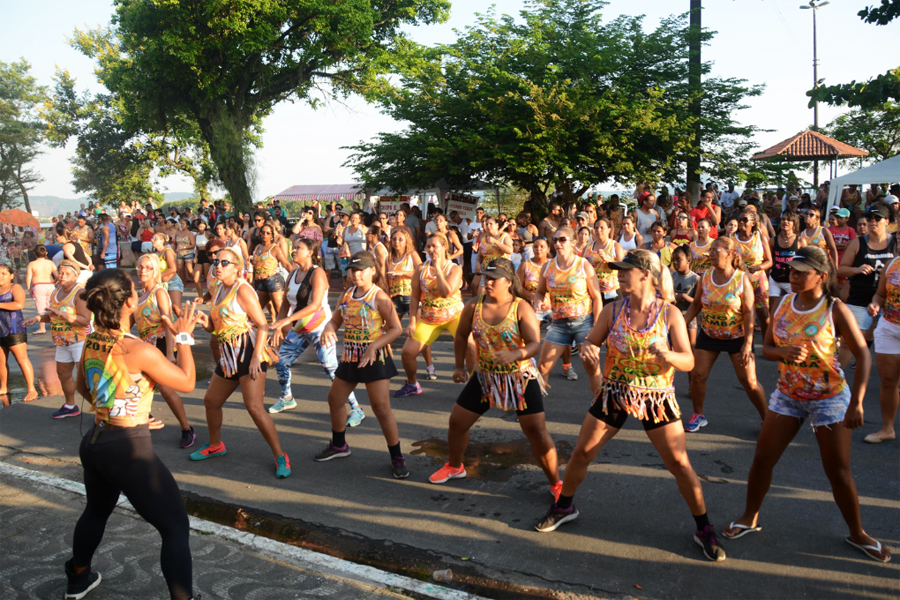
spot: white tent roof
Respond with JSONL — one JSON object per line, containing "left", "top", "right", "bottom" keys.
{"left": 827, "top": 155, "right": 900, "bottom": 211}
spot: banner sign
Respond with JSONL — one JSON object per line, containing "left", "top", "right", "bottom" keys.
{"left": 445, "top": 194, "right": 479, "bottom": 220}
{"left": 377, "top": 196, "right": 411, "bottom": 215}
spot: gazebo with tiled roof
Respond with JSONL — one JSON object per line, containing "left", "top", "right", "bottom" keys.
{"left": 751, "top": 130, "right": 869, "bottom": 186}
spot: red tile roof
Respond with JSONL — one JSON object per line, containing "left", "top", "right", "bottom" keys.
{"left": 751, "top": 130, "right": 869, "bottom": 161}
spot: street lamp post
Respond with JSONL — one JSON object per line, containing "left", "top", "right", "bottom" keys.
{"left": 800, "top": 0, "right": 829, "bottom": 188}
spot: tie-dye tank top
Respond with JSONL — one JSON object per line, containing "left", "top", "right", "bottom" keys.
{"left": 585, "top": 239, "right": 619, "bottom": 293}
{"left": 135, "top": 285, "right": 165, "bottom": 344}
{"left": 545, "top": 256, "right": 592, "bottom": 320}
{"left": 699, "top": 269, "right": 745, "bottom": 340}
{"left": 802, "top": 226, "right": 827, "bottom": 250}
{"left": 211, "top": 280, "right": 255, "bottom": 377}
{"left": 83, "top": 331, "right": 155, "bottom": 426}
{"left": 50, "top": 285, "right": 91, "bottom": 347}
{"left": 690, "top": 239, "right": 713, "bottom": 276}
{"left": 387, "top": 253, "right": 414, "bottom": 297}
{"left": 253, "top": 244, "right": 278, "bottom": 278}
{"left": 734, "top": 231, "right": 764, "bottom": 267}
{"left": 883, "top": 257, "right": 900, "bottom": 326}
{"left": 521, "top": 259, "right": 550, "bottom": 312}
{"left": 419, "top": 261, "right": 464, "bottom": 324}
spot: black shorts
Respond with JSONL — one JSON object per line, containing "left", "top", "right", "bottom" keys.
{"left": 335, "top": 357, "right": 398, "bottom": 384}
{"left": 0, "top": 332, "right": 26, "bottom": 348}
{"left": 456, "top": 375, "right": 544, "bottom": 416}
{"left": 696, "top": 329, "right": 746, "bottom": 355}
{"left": 131, "top": 241, "right": 142, "bottom": 254}
{"left": 588, "top": 394, "right": 681, "bottom": 431}
{"left": 197, "top": 250, "right": 210, "bottom": 265}
{"left": 392, "top": 295, "right": 410, "bottom": 318}
{"left": 253, "top": 274, "right": 285, "bottom": 293}
{"left": 214, "top": 341, "right": 268, "bottom": 381}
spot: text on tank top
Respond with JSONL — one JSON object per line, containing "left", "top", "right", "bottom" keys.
{"left": 699, "top": 269, "right": 745, "bottom": 340}
{"left": 847, "top": 235, "right": 897, "bottom": 307}
{"left": 338, "top": 285, "right": 392, "bottom": 363}
{"left": 545, "top": 256, "right": 591, "bottom": 320}
{"left": 419, "top": 261, "right": 464, "bottom": 324}
{"left": 388, "top": 253, "right": 414, "bottom": 297}
{"left": 84, "top": 331, "right": 155, "bottom": 426}
{"left": 51, "top": 284, "right": 91, "bottom": 346}
{"left": 771, "top": 234, "right": 800, "bottom": 283}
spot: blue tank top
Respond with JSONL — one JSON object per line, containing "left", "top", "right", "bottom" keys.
{"left": 0, "top": 288, "right": 25, "bottom": 337}
{"left": 104, "top": 223, "right": 117, "bottom": 257}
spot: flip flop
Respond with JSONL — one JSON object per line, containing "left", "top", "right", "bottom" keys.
{"left": 864, "top": 432, "right": 896, "bottom": 444}
{"left": 845, "top": 537, "right": 891, "bottom": 563}
{"left": 723, "top": 521, "right": 762, "bottom": 539}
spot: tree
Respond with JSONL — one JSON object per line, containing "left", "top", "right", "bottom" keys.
{"left": 822, "top": 103, "right": 900, "bottom": 164}
{"left": 71, "top": 0, "right": 450, "bottom": 213}
{"left": 807, "top": 1, "right": 900, "bottom": 109}
{"left": 0, "top": 60, "right": 46, "bottom": 214}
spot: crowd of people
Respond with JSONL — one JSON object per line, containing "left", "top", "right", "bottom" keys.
{"left": 7, "top": 182, "right": 898, "bottom": 600}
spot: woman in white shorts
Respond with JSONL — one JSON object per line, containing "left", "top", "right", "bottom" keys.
{"left": 24, "top": 260, "right": 92, "bottom": 419}
{"left": 865, "top": 255, "right": 900, "bottom": 444}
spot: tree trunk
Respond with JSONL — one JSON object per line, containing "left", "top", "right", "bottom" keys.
{"left": 197, "top": 107, "right": 253, "bottom": 214}
{"left": 17, "top": 182, "right": 32, "bottom": 215}
{"left": 686, "top": 0, "right": 702, "bottom": 205}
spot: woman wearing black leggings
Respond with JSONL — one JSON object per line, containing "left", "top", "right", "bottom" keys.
{"left": 68, "top": 269, "right": 203, "bottom": 600}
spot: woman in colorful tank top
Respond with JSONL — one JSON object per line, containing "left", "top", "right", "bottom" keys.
{"left": 723, "top": 246, "right": 891, "bottom": 562}
{"left": 134, "top": 254, "right": 195, "bottom": 446}
{"left": 536, "top": 249, "right": 726, "bottom": 562}
{"left": 732, "top": 210, "right": 773, "bottom": 333}
{"left": 268, "top": 238, "right": 364, "bottom": 427}
{"left": 534, "top": 227, "right": 603, "bottom": 394}
{"left": 316, "top": 251, "right": 408, "bottom": 478}
{"left": 428, "top": 259, "right": 561, "bottom": 496}
{"left": 865, "top": 255, "right": 900, "bottom": 444}
{"left": 518, "top": 236, "right": 553, "bottom": 322}
{"left": 366, "top": 225, "right": 389, "bottom": 280}
{"left": 0, "top": 265, "right": 37, "bottom": 401}
{"left": 190, "top": 247, "right": 292, "bottom": 479}
{"left": 395, "top": 232, "right": 468, "bottom": 398}
{"left": 690, "top": 219, "right": 715, "bottom": 277}
{"left": 151, "top": 233, "right": 185, "bottom": 317}
{"left": 25, "top": 260, "right": 92, "bottom": 419}
{"left": 585, "top": 218, "right": 624, "bottom": 304}
{"left": 64, "top": 269, "right": 202, "bottom": 600}
{"left": 801, "top": 208, "right": 838, "bottom": 266}
{"left": 251, "top": 224, "right": 292, "bottom": 318}
{"left": 472, "top": 216, "right": 514, "bottom": 293}
{"left": 683, "top": 236, "right": 767, "bottom": 433}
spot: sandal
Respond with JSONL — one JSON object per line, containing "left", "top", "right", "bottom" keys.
{"left": 863, "top": 432, "right": 896, "bottom": 444}
{"left": 845, "top": 537, "right": 892, "bottom": 563}
{"left": 723, "top": 521, "right": 762, "bottom": 539}
{"left": 148, "top": 417, "right": 165, "bottom": 430}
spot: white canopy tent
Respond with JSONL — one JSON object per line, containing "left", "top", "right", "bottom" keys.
{"left": 827, "top": 155, "right": 900, "bottom": 211}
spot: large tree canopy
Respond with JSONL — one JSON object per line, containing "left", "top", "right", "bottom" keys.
{"left": 346, "top": 0, "right": 761, "bottom": 207}
{"left": 822, "top": 102, "right": 900, "bottom": 165}
{"left": 0, "top": 60, "right": 45, "bottom": 213}
{"left": 73, "top": 0, "right": 450, "bottom": 213}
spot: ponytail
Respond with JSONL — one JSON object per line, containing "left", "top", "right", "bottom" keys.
{"left": 81, "top": 268, "right": 134, "bottom": 331}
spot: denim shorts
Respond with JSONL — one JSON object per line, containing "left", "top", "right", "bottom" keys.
{"left": 253, "top": 274, "right": 285, "bottom": 293}
{"left": 177, "top": 252, "right": 195, "bottom": 261}
{"left": 846, "top": 303, "right": 874, "bottom": 331}
{"left": 164, "top": 275, "right": 184, "bottom": 293}
{"left": 535, "top": 310, "right": 552, "bottom": 324}
{"left": 545, "top": 315, "right": 594, "bottom": 346}
{"left": 768, "top": 386, "right": 850, "bottom": 429}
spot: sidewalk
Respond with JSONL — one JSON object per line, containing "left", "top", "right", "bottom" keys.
{"left": 0, "top": 464, "right": 465, "bottom": 600}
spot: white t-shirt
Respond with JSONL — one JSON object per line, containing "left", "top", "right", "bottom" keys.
{"left": 720, "top": 190, "right": 740, "bottom": 209}
{"left": 425, "top": 220, "right": 438, "bottom": 234}
{"left": 467, "top": 221, "right": 483, "bottom": 243}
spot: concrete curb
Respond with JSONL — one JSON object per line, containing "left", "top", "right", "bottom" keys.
{"left": 0, "top": 461, "right": 486, "bottom": 600}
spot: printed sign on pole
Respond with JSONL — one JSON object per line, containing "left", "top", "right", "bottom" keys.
{"left": 445, "top": 194, "right": 479, "bottom": 221}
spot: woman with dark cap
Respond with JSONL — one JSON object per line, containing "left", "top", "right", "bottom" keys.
{"left": 723, "top": 247, "right": 891, "bottom": 563}
{"left": 429, "top": 258, "right": 561, "bottom": 500}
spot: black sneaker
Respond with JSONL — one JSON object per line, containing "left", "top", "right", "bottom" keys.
{"left": 64, "top": 559, "right": 101, "bottom": 600}
{"left": 313, "top": 442, "right": 351, "bottom": 462}
{"left": 694, "top": 525, "right": 727, "bottom": 562}
{"left": 179, "top": 426, "right": 196, "bottom": 449}
{"left": 534, "top": 502, "right": 579, "bottom": 533}
{"left": 391, "top": 455, "right": 410, "bottom": 479}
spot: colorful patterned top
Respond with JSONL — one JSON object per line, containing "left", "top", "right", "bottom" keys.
{"left": 387, "top": 253, "right": 414, "bottom": 298}
{"left": 545, "top": 256, "right": 592, "bottom": 321}
{"left": 882, "top": 257, "right": 900, "bottom": 326}
{"left": 802, "top": 226, "right": 827, "bottom": 250}
{"left": 338, "top": 285, "right": 392, "bottom": 363}
{"left": 479, "top": 233, "right": 512, "bottom": 263}
{"left": 211, "top": 280, "right": 255, "bottom": 378}
{"left": 252, "top": 244, "right": 279, "bottom": 279}
{"left": 597, "top": 298, "right": 679, "bottom": 423}
{"left": 74, "top": 225, "right": 92, "bottom": 255}
{"left": 83, "top": 331, "right": 155, "bottom": 426}
{"left": 690, "top": 239, "right": 713, "bottom": 276}
{"left": 772, "top": 294, "right": 845, "bottom": 400}
{"left": 585, "top": 239, "right": 619, "bottom": 293}
{"left": 472, "top": 297, "right": 545, "bottom": 411}
{"left": 135, "top": 285, "right": 165, "bottom": 344}
{"left": 521, "top": 259, "right": 550, "bottom": 312}
{"left": 734, "top": 231, "right": 764, "bottom": 267}
{"left": 419, "top": 260, "right": 464, "bottom": 325}
{"left": 699, "top": 269, "right": 745, "bottom": 340}
{"left": 50, "top": 285, "right": 91, "bottom": 347}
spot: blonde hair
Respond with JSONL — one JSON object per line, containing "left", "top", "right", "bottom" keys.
{"left": 152, "top": 232, "right": 169, "bottom": 245}
{"left": 629, "top": 249, "right": 674, "bottom": 304}
{"left": 58, "top": 259, "right": 82, "bottom": 274}
{"left": 712, "top": 236, "right": 745, "bottom": 271}
{"left": 217, "top": 247, "right": 245, "bottom": 272}
{"left": 137, "top": 253, "right": 162, "bottom": 287}
{"left": 425, "top": 232, "right": 450, "bottom": 256}
{"left": 556, "top": 226, "right": 576, "bottom": 239}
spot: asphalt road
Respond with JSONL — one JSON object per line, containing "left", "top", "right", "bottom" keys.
{"left": 1, "top": 290, "right": 897, "bottom": 600}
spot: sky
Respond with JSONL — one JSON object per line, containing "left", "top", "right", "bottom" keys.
{"left": 2, "top": 0, "right": 897, "bottom": 201}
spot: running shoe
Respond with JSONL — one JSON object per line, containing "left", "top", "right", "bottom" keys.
{"left": 391, "top": 455, "right": 410, "bottom": 479}
{"left": 429, "top": 462, "right": 467, "bottom": 484}
{"left": 268, "top": 397, "right": 298, "bottom": 414}
{"left": 189, "top": 442, "right": 227, "bottom": 461}
{"left": 179, "top": 427, "right": 196, "bottom": 449}
{"left": 686, "top": 413, "right": 708, "bottom": 433}
{"left": 275, "top": 453, "right": 292, "bottom": 479}
{"left": 64, "top": 559, "right": 101, "bottom": 600}
{"left": 534, "top": 502, "right": 579, "bottom": 533}
{"left": 551, "top": 480, "right": 564, "bottom": 502}
{"left": 694, "top": 525, "right": 727, "bottom": 562}
{"left": 393, "top": 382, "right": 422, "bottom": 397}
{"left": 424, "top": 365, "right": 437, "bottom": 380}
{"left": 313, "top": 442, "right": 351, "bottom": 462}
{"left": 347, "top": 407, "right": 366, "bottom": 427}
{"left": 563, "top": 366, "right": 579, "bottom": 381}
{"left": 52, "top": 404, "right": 81, "bottom": 419}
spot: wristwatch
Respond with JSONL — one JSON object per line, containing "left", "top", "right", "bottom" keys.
{"left": 173, "top": 332, "right": 195, "bottom": 346}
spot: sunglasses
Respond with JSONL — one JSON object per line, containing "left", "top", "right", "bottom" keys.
{"left": 867, "top": 215, "right": 885, "bottom": 222}
{"left": 737, "top": 218, "right": 751, "bottom": 223}
{"left": 211, "top": 259, "right": 235, "bottom": 267}
{"left": 553, "top": 237, "right": 569, "bottom": 244}
{"left": 255, "top": 218, "right": 264, "bottom": 222}
{"left": 677, "top": 215, "right": 688, "bottom": 220}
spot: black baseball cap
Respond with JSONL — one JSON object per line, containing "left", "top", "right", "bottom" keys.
{"left": 482, "top": 258, "right": 516, "bottom": 282}
{"left": 789, "top": 246, "right": 830, "bottom": 272}
{"left": 866, "top": 205, "right": 890, "bottom": 219}
{"left": 609, "top": 250, "right": 660, "bottom": 278}
{"left": 348, "top": 253, "right": 376, "bottom": 271}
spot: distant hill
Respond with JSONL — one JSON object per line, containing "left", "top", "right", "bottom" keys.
{"left": 17, "top": 192, "right": 195, "bottom": 217}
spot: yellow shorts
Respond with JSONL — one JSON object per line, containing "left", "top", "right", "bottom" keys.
{"left": 412, "top": 317, "right": 460, "bottom": 346}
